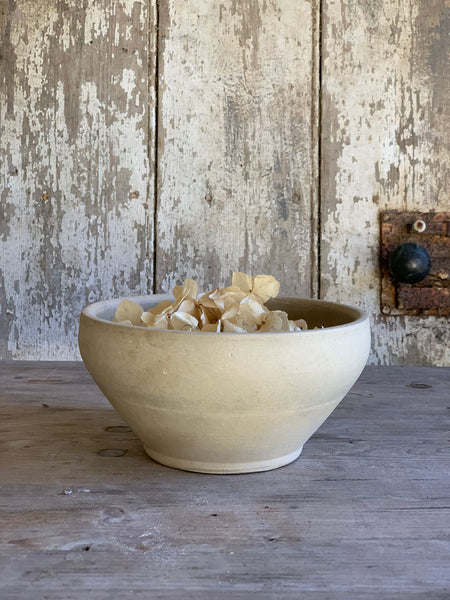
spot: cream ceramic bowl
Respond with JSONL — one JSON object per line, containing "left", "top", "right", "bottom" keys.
{"left": 79, "top": 295, "right": 370, "bottom": 474}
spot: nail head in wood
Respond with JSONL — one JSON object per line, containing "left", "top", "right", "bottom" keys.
{"left": 105, "top": 426, "right": 132, "bottom": 433}
{"left": 98, "top": 448, "right": 127, "bottom": 457}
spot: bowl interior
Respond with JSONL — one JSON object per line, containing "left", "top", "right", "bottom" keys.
{"left": 83, "top": 295, "right": 364, "bottom": 331}
{"left": 266, "top": 298, "right": 362, "bottom": 329}
{"left": 84, "top": 294, "right": 173, "bottom": 323}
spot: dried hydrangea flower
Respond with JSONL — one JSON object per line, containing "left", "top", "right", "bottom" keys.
{"left": 140, "top": 279, "right": 201, "bottom": 331}
{"left": 232, "top": 272, "right": 280, "bottom": 303}
{"left": 112, "top": 272, "right": 309, "bottom": 333}
{"left": 198, "top": 275, "right": 278, "bottom": 333}
{"left": 224, "top": 297, "right": 267, "bottom": 332}
{"left": 201, "top": 286, "right": 245, "bottom": 313}
{"left": 140, "top": 299, "right": 173, "bottom": 326}
{"left": 169, "top": 311, "right": 199, "bottom": 332}
{"left": 258, "top": 310, "right": 290, "bottom": 332}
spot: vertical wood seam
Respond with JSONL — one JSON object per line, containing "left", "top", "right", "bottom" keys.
{"left": 317, "top": 0, "right": 323, "bottom": 300}
{"left": 151, "top": 0, "right": 160, "bottom": 294}
{"left": 310, "top": 0, "right": 322, "bottom": 299}
{"left": 407, "top": 0, "right": 415, "bottom": 211}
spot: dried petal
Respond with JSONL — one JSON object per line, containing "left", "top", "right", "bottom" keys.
{"left": 229, "top": 298, "right": 267, "bottom": 332}
{"left": 113, "top": 299, "right": 143, "bottom": 325}
{"left": 229, "top": 312, "right": 259, "bottom": 333}
{"left": 295, "top": 318, "right": 308, "bottom": 331}
{"left": 183, "top": 278, "right": 198, "bottom": 298}
{"left": 140, "top": 311, "right": 155, "bottom": 327}
{"left": 148, "top": 313, "right": 170, "bottom": 330}
{"left": 146, "top": 299, "right": 173, "bottom": 315}
{"left": 288, "top": 320, "right": 307, "bottom": 332}
{"left": 231, "top": 272, "right": 280, "bottom": 303}
{"left": 258, "top": 311, "right": 291, "bottom": 332}
{"left": 141, "top": 302, "right": 173, "bottom": 327}
{"left": 173, "top": 278, "right": 198, "bottom": 302}
{"left": 240, "top": 297, "right": 267, "bottom": 319}
{"left": 272, "top": 310, "right": 290, "bottom": 331}
{"left": 208, "top": 286, "right": 245, "bottom": 312}
{"left": 178, "top": 299, "right": 201, "bottom": 319}
{"left": 261, "top": 311, "right": 283, "bottom": 331}
{"left": 231, "top": 272, "right": 253, "bottom": 294}
{"left": 221, "top": 302, "right": 240, "bottom": 321}
{"left": 197, "top": 290, "right": 220, "bottom": 308}
{"left": 199, "top": 305, "right": 222, "bottom": 326}
{"left": 169, "top": 311, "right": 199, "bottom": 331}
{"left": 251, "top": 275, "right": 280, "bottom": 303}
{"left": 222, "top": 319, "right": 247, "bottom": 333}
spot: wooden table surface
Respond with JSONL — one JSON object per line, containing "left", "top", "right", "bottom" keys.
{"left": 1, "top": 362, "right": 449, "bottom": 599}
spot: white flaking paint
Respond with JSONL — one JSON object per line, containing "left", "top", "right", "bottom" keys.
{"left": 156, "top": 0, "right": 318, "bottom": 298}
{"left": 1, "top": 0, "right": 448, "bottom": 365}
{"left": 321, "top": 0, "right": 449, "bottom": 365}
{"left": 0, "top": 0, "right": 154, "bottom": 359}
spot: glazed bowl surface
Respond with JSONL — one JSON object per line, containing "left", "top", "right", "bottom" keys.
{"left": 78, "top": 295, "right": 370, "bottom": 473}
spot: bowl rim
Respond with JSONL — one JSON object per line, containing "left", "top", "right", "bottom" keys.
{"left": 80, "top": 294, "right": 369, "bottom": 336}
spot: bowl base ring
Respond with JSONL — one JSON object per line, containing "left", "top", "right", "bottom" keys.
{"left": 143, "top": 446, "right": 303, "bottom": 474}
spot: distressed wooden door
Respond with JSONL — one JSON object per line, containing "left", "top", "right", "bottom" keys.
{"left": 0, "top": 0, "right": 319, "bottom": 359}
{"left": 1, "top": 0, "right": 449, "bottom": 364}
{"left": 154, "top": 1, "right": 319, "bottom": 296}
{"left": 321, "top": 0, "right": 450, "bottom": 365}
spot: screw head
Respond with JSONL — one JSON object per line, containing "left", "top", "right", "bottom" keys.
{"left": 412, "top": 219, "right": 427, "bottom": 233}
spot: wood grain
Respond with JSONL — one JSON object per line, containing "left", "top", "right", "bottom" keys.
{"left": 1, "top": 362, "right": 449, "bottom": 598}
{"left": 0, "top": 0, "right": 155, "bottom": 359}
{"left": 321, "top": 0, "right": 450, "bottom": 365}
{"left": 155, "top": 0, "right": 319, "bottom": 297}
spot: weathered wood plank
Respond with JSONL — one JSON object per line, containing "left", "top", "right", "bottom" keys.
{"left": 0, "top": 362, "right": 449, "bottom": 598}
{"left": 320, "top": 0, "right": 450, "bottom": 365}
{"left": 0, "top": 0, "right": 155, "bottom": 360}
{"left": 155, "top": 0, "right": 320, "bottom": 297}
{"left": 1, "top": 0, "right": 449, "bottom": 369}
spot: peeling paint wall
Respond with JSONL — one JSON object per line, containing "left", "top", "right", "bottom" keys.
{"left": 321, "top": 0, "right": 450, "bottom": 365}
{"left": 0, "top": 0, "right": 449, "bottom": 364}
{"left": 0, "top": 0, "right": 155, "bottom": 359}
{"left": 155, "top": 0, "right": 319, "bottom": 296}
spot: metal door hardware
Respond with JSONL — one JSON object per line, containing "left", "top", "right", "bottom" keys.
{"left": 380, "top": 211, "right": 450, "bottom": 316}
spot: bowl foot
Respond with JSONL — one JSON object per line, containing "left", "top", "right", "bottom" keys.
{"left": 143, "top": 446, "right": 303, "bottom": 474}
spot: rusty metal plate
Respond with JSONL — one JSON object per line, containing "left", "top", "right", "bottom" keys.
{"left": 380, "top": 211, "right": 450, "bottom": 316}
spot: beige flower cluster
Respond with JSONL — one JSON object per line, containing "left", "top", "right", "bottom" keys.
{"left": 112, "top": 272, "right": 308, "bottom": 333}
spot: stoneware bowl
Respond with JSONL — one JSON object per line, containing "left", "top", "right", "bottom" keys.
{"left": 79, "top": 295, "right": 370, "bottom": 474}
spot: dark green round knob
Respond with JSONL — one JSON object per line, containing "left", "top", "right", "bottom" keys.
{"left": 390, "top": 243, "right": 431, "bottom": 284}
